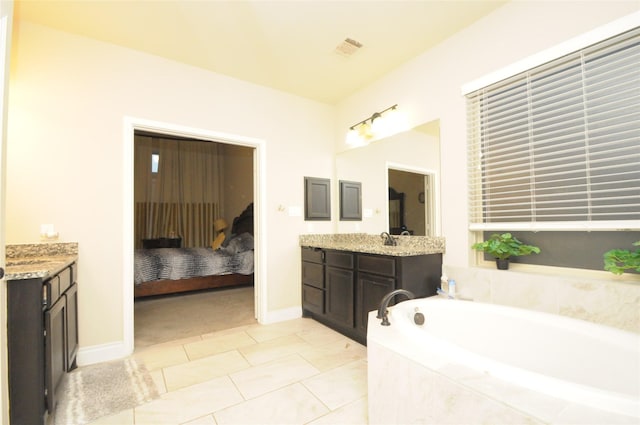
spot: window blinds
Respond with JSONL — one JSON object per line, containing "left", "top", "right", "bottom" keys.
{"left": 467, "top": 27, "right": 640, "bottom": 230}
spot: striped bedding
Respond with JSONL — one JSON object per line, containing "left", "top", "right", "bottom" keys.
{"left": 134, "top": 233, "right": 254, "bottom": 285}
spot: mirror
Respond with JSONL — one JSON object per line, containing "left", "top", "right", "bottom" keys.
{"left": 335, "top": 120, "right": 440, "bottom": 236}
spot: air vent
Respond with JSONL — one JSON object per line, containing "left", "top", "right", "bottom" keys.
{"left": 334, "top": 38, "right": 363, "bottom": 56}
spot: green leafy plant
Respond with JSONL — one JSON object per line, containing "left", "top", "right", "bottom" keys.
{"left": 604, "top": 241, "right": 640, "bottom": 275}
{"left": 471, "top": 232, "right": 541, "bottom": 260}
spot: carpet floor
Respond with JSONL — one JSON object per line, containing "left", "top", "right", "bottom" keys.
{"left": 134, "top": 285, "right": 256, "bottom": 349}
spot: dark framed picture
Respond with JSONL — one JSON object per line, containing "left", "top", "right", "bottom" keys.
{"left": 339, "top": 180, "right": 362, "bottom": 221}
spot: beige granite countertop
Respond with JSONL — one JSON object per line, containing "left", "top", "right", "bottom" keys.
{"left": 299, "top": 233, "right": 445, "bottom": 256}
{"left": 5, "top": 242, "right": 78, "bottom": 280}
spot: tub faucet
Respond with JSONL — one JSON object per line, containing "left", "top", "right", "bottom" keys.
{"left": 380, "top": 232, "right": 397, "bottom": 246}
{"left": 377, "top": 289, "right": 415, "bottom": 326}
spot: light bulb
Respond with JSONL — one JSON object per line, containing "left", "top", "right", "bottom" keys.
{"left": 384, "top": 107, "right": 408, "bottom": 134}
{"left": 370, "top": 114, "right": 388, "bottom": 136}
{"left": 346, "top": 128, "right": 362, "bottom": 146}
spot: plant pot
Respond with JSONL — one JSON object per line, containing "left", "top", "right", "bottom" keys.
{"left": 496, "top": 258, "right": 510, "bottom": 270}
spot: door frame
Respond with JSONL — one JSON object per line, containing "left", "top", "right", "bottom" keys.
{"left": 123, "top": 117, "right": 267, "bottom": 353}
{"left": 386, "top": 161, "right": 440, "bottom": 237}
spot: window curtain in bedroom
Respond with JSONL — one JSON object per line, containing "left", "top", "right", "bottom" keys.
{"left": 134, "top": 135, "right": 224, "bottom": 248}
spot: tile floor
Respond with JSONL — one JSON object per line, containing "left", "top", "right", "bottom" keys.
{"left": 87, "top": 318, "right": 369, "bottom": 424}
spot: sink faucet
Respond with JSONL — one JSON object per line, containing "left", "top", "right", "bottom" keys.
{"left": 380, "top": 232, "right": 397, "bottom": 246}
{"left": 376, "top": 289, "right": 415, "bottom": 326}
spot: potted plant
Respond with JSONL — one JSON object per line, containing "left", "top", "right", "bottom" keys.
{"left": 471, "top": 232, "right": 540, "bottom": 270}
{"left": 604, "top": 241, "right": 640, "bottom": 275}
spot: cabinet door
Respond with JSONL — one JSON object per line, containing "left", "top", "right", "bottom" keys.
{"left": 65, "top": 283, "right": 79, "bottom": 370}
{"left": 325, "top": 266, "right": 354, "bottom": 327}
{"left": 304, "top": 177, "right": 331, "bottom": 220}
{"left": 7, "top": 278, "right": 46, "bottom": 425}
{"left": 356, "top": 272, "right": 395, "bottom": 333}
{"left": 45, "top": 296, "right": 67, "bottom": 414}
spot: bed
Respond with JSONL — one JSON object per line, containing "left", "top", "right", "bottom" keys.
{"left": 134, "top": 203, "right": 254, "bottom": 298}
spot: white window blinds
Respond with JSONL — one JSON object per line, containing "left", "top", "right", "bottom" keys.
{"left": 467, "top": 27, "right": 640, "bottom": 231}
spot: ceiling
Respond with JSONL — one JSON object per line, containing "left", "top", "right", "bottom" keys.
{"left": 14, "top": 0, "right": 507, "bottom": 104}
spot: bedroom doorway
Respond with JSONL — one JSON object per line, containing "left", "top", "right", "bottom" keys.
{"left": 132, "top": 131, "right": 256, "bottom": 348}
{"left": 123, "top": 118, "right": 266, "bottom": 353}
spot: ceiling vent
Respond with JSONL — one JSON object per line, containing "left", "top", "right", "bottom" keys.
{"left": 334, "top": 38, "right": 363, "bottom": 57}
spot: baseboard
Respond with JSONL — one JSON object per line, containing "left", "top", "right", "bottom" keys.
{"left": 76, "top": 341, "right": 133, "bottom": 367}
{"left": 261, "top": 306, "right": 302, "bottom": 324}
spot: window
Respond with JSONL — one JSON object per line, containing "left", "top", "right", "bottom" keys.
{"left": 466, "top": 26, "right": 640, "bottom": 270}
{"left": 151, "top": 152, "right": 159, "bottom": 174}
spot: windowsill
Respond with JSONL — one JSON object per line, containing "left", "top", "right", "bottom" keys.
{"left": 472, "top": 260, "right": 640, "bottom": 284}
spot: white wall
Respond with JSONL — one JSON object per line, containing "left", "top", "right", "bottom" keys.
{"left": 336, "top": 1, "right": 640, "bottom": 331}
{"left": 7, "top": 21, "right": 335, "bottom": 359}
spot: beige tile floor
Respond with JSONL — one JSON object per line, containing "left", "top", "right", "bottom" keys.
{"left": 87, "top": 318, "right": 369, "bottom": 425}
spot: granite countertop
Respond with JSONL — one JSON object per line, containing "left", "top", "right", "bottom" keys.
{"left": 299, "top": 233, "right": 445, "bottom": 256}
{"left": 5, "top": 242, "right": 78, "bottom": 280}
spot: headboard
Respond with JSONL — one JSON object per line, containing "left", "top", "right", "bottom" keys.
{"left": 231, "top": 203, "right": 254, "bottom": 236}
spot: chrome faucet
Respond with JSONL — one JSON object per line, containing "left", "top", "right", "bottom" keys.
{"left": 376, "top": 289, "right": 415, "bottom": 326}
{"left": 380, "top": 231, "right": 397, "bottom": 246}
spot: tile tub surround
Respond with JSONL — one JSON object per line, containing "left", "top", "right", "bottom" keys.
{"left": 444, "top": 265, "right": 640, "bottom": 334}
{"left": 299, "top": 233, "right": 445, "bottom": 256}
{"left": 5, "top": 242, "right": 78, "bottom": 280}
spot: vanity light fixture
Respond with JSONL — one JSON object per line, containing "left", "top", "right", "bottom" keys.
{"left": 346, "top": 104, "right": 404, "bottom": 146}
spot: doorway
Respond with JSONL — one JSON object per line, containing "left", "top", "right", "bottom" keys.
{"left": 123, "top": 117, "right": 266, "bottom": 354}
{"left": 387, "top": 165, "right": 436, "bottom": 237}
{"left": 132, "top": 131, "right": 256, "bottom": 348}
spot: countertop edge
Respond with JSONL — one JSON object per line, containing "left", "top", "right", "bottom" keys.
{"left": 6, "top": 255, "right": 78, "bottom": 281}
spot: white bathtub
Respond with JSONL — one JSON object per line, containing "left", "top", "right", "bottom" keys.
{"left": 367, "top": 296, "right": 640, "bottom": 424}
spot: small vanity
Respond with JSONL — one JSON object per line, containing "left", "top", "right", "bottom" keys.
{"left": 300, "top": 234, "right": 444, "bottom": 344}
{"left": 5, "top": 242, "right": 79, "bottom": 425}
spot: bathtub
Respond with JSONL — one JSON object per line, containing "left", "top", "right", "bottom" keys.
{"left": 367, "top": 296, "right": 640, "bottom": 424}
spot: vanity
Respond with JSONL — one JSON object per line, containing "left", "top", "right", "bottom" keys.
{"left": 300, "top": 234, "right": 444, "bottom": 344}
{"left": 5, "top": 243, "right": 79, "bottom": 425}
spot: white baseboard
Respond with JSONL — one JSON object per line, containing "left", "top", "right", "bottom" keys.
{"left": 261, "top": 306, "right": 302, "bottom": 324}
{"left": 76, "top": 341, "right": 133, "bottom": 367}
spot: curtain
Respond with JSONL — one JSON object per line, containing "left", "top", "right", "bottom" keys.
{"left": 134, "top": 135, "right": 224, "bottom": 248}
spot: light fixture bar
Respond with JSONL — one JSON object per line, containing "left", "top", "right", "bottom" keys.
{"left": 349, "top": 104, "right": 398, "bottom": 130}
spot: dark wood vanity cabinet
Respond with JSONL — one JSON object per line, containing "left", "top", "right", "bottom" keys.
{"left": 302, "top": 247, "right": 441, "bottom": 344}
{"left": 8, "top": 263, "right": 79, "bottom": 425}
{"left": 324, "top": 251, "right": 355, "bottom": 327}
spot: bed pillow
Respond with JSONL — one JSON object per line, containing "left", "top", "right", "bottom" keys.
{"left": 223, "top": 232, "right": 254, "bottom": 254}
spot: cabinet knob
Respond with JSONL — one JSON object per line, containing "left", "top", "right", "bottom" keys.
{"left": 0, "top": 267, "right": 4, "bottom": 279}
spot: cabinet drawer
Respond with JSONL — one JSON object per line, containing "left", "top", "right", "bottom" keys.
{"left": 58, "top": 267, "right": 72, "bottom": 295}
{"left": 302, "top": 284, "right": 324, "bottom": 315}
{"left": 302, "top": 262, "right": 324, "bottom": 288}
{"left": 44, "top": 276, "right": 60, "bottom": 308}
{"left": 325, "top": 250, "right": 354, "bottom": 269}
{"left": 302, "top": 247, "right": 324, "bottom": 264}
{"left": 358, "top": 254, "right": 396, "bottom": 277}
